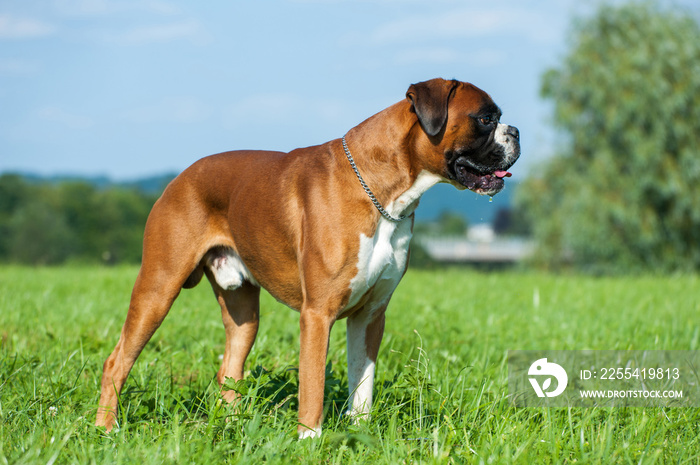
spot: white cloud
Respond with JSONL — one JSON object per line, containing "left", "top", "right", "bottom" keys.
{"left": 0, "top": 14, "right": 55, "bottom": 39}
{"left": 224, "top": 94, "right": 303, "bottom": 124}
{"left": 223, "top": 94, "right": 346, "bottom": 127}
{"left": 394, "top": 47, "right": 462, "bottom": 65}
{"left": 0, "top": 59, "right": 39, "bottom": 75}
{"left": 393, "top": 46, "right": 507, "bottom": 67}
{"left": 53, "top": 0, "right": 125, "bottom": 16}
{"left": 106, "top": 20, "right": 209, "bottom": 45}
{"left": 52, "top": 0, "right": 180, "bottom": 17}
{"left": 37, "top": 106, "right": 94, "bottom": 129}
{"left": 369, "top": 7, "right": 557, "bottom": 45}
{"left": 121, "top": 97, "right": 211, "bottom": 124}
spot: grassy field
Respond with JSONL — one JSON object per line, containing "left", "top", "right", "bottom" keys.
{"left": 1, "top": 266, "right": 699, "bottom": 464}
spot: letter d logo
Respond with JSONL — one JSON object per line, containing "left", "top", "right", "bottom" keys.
{"left": 528, "top": 358, "right": 568, "bottom": 397}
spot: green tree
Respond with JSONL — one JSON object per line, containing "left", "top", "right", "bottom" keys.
{"left": 96, "top": 188, "right": 154, "bottom": 263}
{"left": 0, "top": 175, "right": 31, "bottom": 260}
{"left": 55, "top": 182, "right": 103, "bottom": 260}
{"left": 414, "top": 212, "right": 469, "bottom": 237}
{"left": 7, "top": 198, "right": 75, "bottom": 265}
{"left": 436, "top": 211, "right": 468, "bottom": 236}
{"left": 518, "top": 2, "right": 700, "bottom": 272}
{"left": 0, "top": 175, "right": 157, "bottom": 265}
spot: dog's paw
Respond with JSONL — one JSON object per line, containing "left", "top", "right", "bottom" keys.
{"left": 298, "top": 427, "right": 322, "bottom": 439}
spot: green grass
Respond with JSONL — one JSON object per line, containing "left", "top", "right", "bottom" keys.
{"left": 1, "top": 266, "right": 699, "bottom": 464}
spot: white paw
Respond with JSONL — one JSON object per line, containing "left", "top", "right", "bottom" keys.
{"left": 298, "top": 427, "right": 322, "bottom": 439}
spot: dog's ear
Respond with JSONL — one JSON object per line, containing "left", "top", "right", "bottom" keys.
{"left": 406, "top": 79, "right": 459, "bottom": 137}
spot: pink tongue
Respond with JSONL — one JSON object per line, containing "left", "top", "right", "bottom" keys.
{"left": 494, "top": 170, "right": 512, "bottom": 178}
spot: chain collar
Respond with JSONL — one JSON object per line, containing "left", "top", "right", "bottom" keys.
{"left": 341, "top": 136, "right": 406, "bottom": 223}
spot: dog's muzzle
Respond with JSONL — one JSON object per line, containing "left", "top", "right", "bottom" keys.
{"left": 454, "top": 161, "right": 511, "bottom": 195}
{"left": 453, "top": 124, "right": 520, "bottom": 196}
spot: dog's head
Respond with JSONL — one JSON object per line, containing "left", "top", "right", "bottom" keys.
{"left": 406, "top": 78, "right": 520, "bottom": 196}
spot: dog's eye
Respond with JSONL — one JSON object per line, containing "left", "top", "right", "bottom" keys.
{"left": 479, "top": 116, "right": 495, "bottom": 126}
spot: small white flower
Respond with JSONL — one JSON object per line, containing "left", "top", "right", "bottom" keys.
{"left": 48, "top": 406, "right": 58, "bottom": 417}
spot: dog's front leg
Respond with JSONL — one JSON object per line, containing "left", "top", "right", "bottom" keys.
{"left": 346, "top": 307, "right": 386, "bottom": 422}
{"left": 297, "top": 308, "right": 335, "bottom": 439}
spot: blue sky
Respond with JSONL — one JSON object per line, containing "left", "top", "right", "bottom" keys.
{"left": 1, "top": 0, "right": 696, "bottom": 181}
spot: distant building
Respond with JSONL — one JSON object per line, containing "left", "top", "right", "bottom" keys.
{"left": 467, "top": 223, "right": 496, "bottom": 243}
{"left": 418, "top": 224, "right": 533, "bottom": 264}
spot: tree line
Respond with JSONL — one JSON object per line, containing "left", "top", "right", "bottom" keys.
{"left": 0, "top": 174, "right": 158, "bottom": 265}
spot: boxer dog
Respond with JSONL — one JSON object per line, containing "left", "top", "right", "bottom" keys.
{"left": 95, "top": 78, "right": 520, "bottom": 438}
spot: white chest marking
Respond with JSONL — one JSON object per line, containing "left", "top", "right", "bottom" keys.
{"left": 347, "top": 218, "right": 411, "bottom": 313}
{"left": 346, "top": 171, "right": 443, "bottom": 314}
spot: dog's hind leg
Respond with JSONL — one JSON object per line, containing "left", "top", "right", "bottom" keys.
{"left": 208, "top": 278, "right": 260, "bottom": 402}
{"left": 96, "top": 196, "right": 209, "bottom": 432}
{"left": 95, "top": 263, "right": 187, "bottom": 431}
